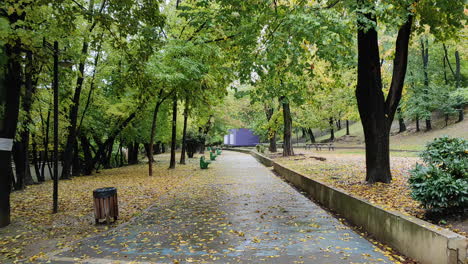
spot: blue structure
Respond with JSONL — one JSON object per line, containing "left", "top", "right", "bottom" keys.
{"left": 224, "top": 128, "right": 259, "bottom": 146}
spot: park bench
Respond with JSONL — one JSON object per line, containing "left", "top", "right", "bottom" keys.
{"left": 210, "top": 151, "right": 217, "bottom": 161}
{"left": 200, "top": 156, "right": 211, "bottom": 169}
{"left": 306, "top": 143, "right": 335, "bottom": 151}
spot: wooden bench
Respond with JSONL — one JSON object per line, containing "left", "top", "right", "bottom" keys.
{"left": 200, "top": 156, "right": 211, "bottom": 169}
{"left": 306, "top": 143, "right": 335, "bottom": 151}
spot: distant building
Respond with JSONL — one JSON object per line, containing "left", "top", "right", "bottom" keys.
{"left": 224, "top": 128, "right": 259, "bottom": 146}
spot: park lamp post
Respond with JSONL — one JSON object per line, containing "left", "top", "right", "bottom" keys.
{"left": 42, "top": 38, "right": 73, "bottom": 214}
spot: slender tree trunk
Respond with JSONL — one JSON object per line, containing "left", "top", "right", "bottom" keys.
{"left": 356, "top": 2, "right": 412, "bottom": 183}
{"left": 455, "top": 51, "right": 464, "bottom": 122}
{"left": 455, "top": 50, "right": 461, "bottom": 88}
{"left": 148, "top": 99, "right": 162, "bottom": 176}
{"left": 79, "top": 134, "right": 93, "bottom": 175}
{"left": 32, "top": 134, "right": 43, "bottom": 182}
{"left": 397, "top": 108, "right": 406, "bottom": 133}
{"left": 425, "top": 118, "right": 432, "bottom": 131}
{"left": 329, "top": 117, "right": 335, "bottom": 141}
{"left": 61, "top": 41, "right": 89, "bottom": 179}
{"left": 16, "top": 50, "right": 35, "bottom": 186}
{"left": 416, "top": 116, "right": 420, "bottom": 132}
{"left": 420, "top": 38, "right": 432, "bottom": 132}
{"left": 345, "top": 120, "right": 350, "bottom": 135}
{"left": 0, "top": 39, "right": 22, "bottom": 227}
{"left": 307, "top": 128, "right": 316, "bottom": 143}
{"left": 180, "top": 97, "right": 189, "bottom": 165}
{"left": 169, "top": 94, "right": 177, "bottom": 169}
{"left": 127, "top": 142, "right": 139, "bottom": 165}
{"left": 281, "top": 96, "right": 294, "bottom": 156}
{"left": 72, "top": 138, "right": 80, "bottom": 176}
{"left": 336, "top": 119, "right": 341, "bottom": 130}
{"left": 265, "top": 105, "right": 277, "bottom": 152}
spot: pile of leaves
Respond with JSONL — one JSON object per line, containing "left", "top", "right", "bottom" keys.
{"left": 0, "top": 154, "right": 199, "bottom": 263}
{"left": 273, "top": 152, "right": 467, "bottom": 237}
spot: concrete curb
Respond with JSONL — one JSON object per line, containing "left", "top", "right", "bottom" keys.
{"left": 225, "top": 148, "right": 468, "bottom": 264}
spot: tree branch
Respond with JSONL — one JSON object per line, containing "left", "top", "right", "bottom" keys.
{"left": 384, "top": 15, "right": 413, "bottom": 125}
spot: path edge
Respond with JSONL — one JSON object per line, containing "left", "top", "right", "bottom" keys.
{"left": 225, "top": 147, "right": 468, "bottom": 264}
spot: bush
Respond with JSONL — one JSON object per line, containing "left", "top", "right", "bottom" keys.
{"left": 409, "top": 136, "right": 468, "bottom": 213}
{"left": 256, "top": 144, "right": 266, "bottom": 153}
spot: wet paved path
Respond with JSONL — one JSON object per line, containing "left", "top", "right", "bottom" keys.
{"left": 44, "top": 151, "right": 393, "bottom": 264}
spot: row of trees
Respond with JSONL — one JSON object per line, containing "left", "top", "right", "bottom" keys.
{"left": 0, "top": 0, "right": 235, "bottom": 227}
{"left": 0, "top": 0, "right": 465, "bottom": 227}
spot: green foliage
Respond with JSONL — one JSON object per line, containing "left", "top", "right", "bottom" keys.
{"left": 409, "top": 136, "right": 468, "bottom": 212}
{"left": 255, "top": 144, "right": 265, "bottom": 154}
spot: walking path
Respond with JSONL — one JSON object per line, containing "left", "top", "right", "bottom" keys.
{"left": 41, "top": 151, "right": 394, "bottom": 263}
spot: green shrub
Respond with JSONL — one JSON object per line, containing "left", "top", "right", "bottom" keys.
{"left": 409, "top": 136, "right": 468, "bottom": 213}
{"left": 256, "top": 144, "right": 266, "bottom": 153}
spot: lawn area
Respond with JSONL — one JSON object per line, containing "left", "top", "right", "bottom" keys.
{"left": 268, "top": 149, "right": 467, "bottom": 237}
{"left": 0, "top": 154, "right": 201, "bottom": 263}
{"left": 311, "top": 114, "right": 468, "bottom": 151}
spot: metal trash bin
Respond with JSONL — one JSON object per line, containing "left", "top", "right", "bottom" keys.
{"left": 93, "top": 187, "right": 118, "bottom": 224}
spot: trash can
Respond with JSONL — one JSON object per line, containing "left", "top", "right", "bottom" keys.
{"left": 93, "top": 187, "right": 118, "bottom": 224}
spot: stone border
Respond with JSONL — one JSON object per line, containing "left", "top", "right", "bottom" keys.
{"left": 225, "top": 148, "right": 468, "bottom": 264}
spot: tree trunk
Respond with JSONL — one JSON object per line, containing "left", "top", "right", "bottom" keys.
{"left": 397, "top": 108, "right": 406, "bottom": 133}
{"left": 329, "top": 117, "right": 335, "bottom": 141}
{"left": 148, "top": 98, "right": 162, "bottom": 176}
{"left": 180, "top": 97, "right": 189, "bottom": 165}
{"left": 455, "top": 51, "right": 464, "bottom": 122}
{"left": 265, "top": 105, "right": 277, "bottom": 152}
{"left": 61, "top": 41, "right": 89, "bottom": 180}
{"left": 281, "top": 96, "right": 294, "bottom": 156}
{"left": 169, "top": 94, "right": 177, "bottom": 169}
{"left": 128, "top": 142, "right": 139, "bottom": 165}
{"left": 398, "top": 118, "right": 406, "bottom": 133}
{"left": 416, "top": 116, "right": 420, "bottom": 132}
{"left": 336, "top": 119, "right": 341, "bottom": 130}
{"left": 345, "top": 120, "right": 350, "bottom": 135}
{"left": 356, "top": 3, "right": 413, "bottom": 183}
{"left": 307, "top": 128, "right": 316, "bottom": 143}
{"left": 420, "top": 38, "right": 432, "bottom": 132}
{"left": 425, "top": 118, "right": 432, "bottom": 131}
{"left": 72, "top": 138, "right": 80, "bottom": 176}
{"left": 32, "top": 134, "right": 43, "bottom": 182}
{"left": 80, "top": 134, "right": 94, "bottom": 175}
{"left": 0, "top": 39, "right": 22, "bottom": 227}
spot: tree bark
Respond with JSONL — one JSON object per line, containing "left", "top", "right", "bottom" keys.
{"left": 265, "top": 104, "right": 277, "bottom": 152}
{"left": 329, "top": 117, "right": 335, "bottom": 141}
{"left": 420, "top": 38, "right": 432, "bottom": 131}
{"left": 356, "top": 2, "right": 413, "bottom": 183}
{"left": 336, "top": 119, "right": 341, "bottom": 130}
{"left": 415, "top": 116, "right": 420, "bottom": 132}
{"left": 169, "top": 94, "right": 177, "bottom": 169}
{"left": 345, "top": 120, "right": 350, "bottom": 135}
{"left": 455, "top": 50, "right": 464, "bottom": 122}
{"left": 397, "top": 108, "right": 406, "bottom": 133}
{"left": 0, "top": 38, "right": 22, "bottom": 227}
{"left": 32, "top": 134, "right": 43, "bottom": 182}
{"left": 15, "top": 50, "right": 35, "bottom": 187}
{"left": 180, "top": 97, "right": 189, "bottom": 165}
{"left": 72, "top": 138, "right": 80, "bottom": 176}
{"left": 281, "top": 96, "right": 294, "bottom": 156}
{"left": 307, "top": 128, "right": 316, "bottom": 143}
{"left": 79, "top": 134, "right": 94, "bottom": 175}
{"left": 148, "top": 96, "right": 164, "bottom": 176}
